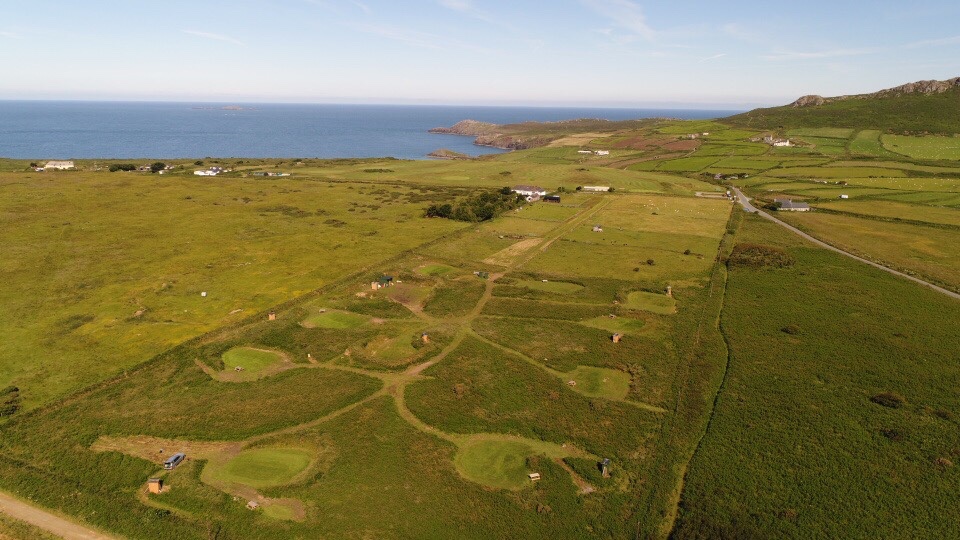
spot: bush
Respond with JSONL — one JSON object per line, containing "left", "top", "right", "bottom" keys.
{"left": 870, "top": 392, "right": 906, "bottom": 409}
{"left": 727, "top": 243, "right": 795, "bottom": 269}
{"left": 0, "top": 386, "right": 20, "bottom": 417}
{"left": 108, "top": 163, "right": 137, "bottom": 172}
{"left": 781, "top": 325, "right": 801, "bottom": 335}
{"left": 150, "top": 162, "right": 166, "bottom": 173}
{"left": 424, "top": 189, "right": 523, "bottom": 223}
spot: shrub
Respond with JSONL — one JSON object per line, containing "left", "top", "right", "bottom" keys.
{"left": 870, "top": 392, "right": 906, "bottom": 409}
{"left": 108, "top": 163, "right": 137, "bottom": 172}
{"left": 880, "top": 428, "right": 904, "bottom": 442}
{"left": 727, "top": 243, "right": 795, "bottom": 269}
{"left": 781, "top": 325, "right": 801, "bottom": 335}
{"left": 646, "top": 259, "right": 655, "bottom": 266}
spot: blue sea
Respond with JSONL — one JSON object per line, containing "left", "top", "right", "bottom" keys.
{"left": 0, "top": 101, "right": 741, "bottom": 160}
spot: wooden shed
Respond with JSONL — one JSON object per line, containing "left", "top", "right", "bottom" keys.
{"left": 147, "top": 478, "right": 163, "bottom": 494}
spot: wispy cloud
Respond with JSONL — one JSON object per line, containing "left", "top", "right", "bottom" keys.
{"left": 699, "top": 53, "right": 727, "bottom": 63}
{"left": 183, "top": 30, "right": 243, "bottom": 46}
{"left": 436, "top": 0, "right": 506, "bottom": 28}
{"left": 348, "top": 22, "right": 494, "bottom": 54}
{"left": 0, "top": 30, "right": 19, "bottom": 39}
{"left": 905, "top": 35, "right": 960, "bottom": 48}
{"left": 350, "top": 1, "right": 371, "bottom": 15}
{"left": 762, "top": 47, "right": 879, "bottom": 60}
{"left": 581, "top": 0, "right": 656, "bottom": 41}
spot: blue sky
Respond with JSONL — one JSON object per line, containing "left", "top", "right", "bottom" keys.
{"left": 2, "top": 0, "right": 959, "bottom": 107}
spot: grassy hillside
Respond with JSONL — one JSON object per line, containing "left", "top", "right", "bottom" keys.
{"left": 725, "top": 87, "right": 960, "bottom": 133}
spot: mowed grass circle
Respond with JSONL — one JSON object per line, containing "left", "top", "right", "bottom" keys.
{"left": 301, "top": 310, "right": 369, "bottom": 329}
{"left": 455, "top": 440, "right": 532, "bottom": 490}
{"left": 212, "top": 447, "right": 312, "bottom": 489}
{"left": 418, "top": 263, "right": 457, "bottom": 276}
{"left": 625, "top": 291, "right": 677, "bottom": 314}
{"left": 222, "top": 347, "right": 283, "bottom": 375}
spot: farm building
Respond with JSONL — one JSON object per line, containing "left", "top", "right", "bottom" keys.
{"left": 252, "top": 171, "right": 290, "bottom": 177}
{"left": 44, "top": 160, "right": 75, "bottom": 170}
{"left": 775, "top": 199, "right": 811, "bottom": 212}
{"left": 577, "top": 150, "right": 592, "bottom": 154}
{"left": 512, "top": 185, "right": 547, "bottom": 199}
{"left": 544, "top": 195, "right": 561, "bottom": 203}
{"left": 594, "top": 150, "right": 610, "bottom": 156}
{"left": 592, "top": 225, "right": 603, "bottom": 232}
{"left": 582, "top": 186, "right": 611, "bottom": 192}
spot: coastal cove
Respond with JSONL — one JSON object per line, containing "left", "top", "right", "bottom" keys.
{"left": 0, "top": 101, "right": 738, "bottom": 160}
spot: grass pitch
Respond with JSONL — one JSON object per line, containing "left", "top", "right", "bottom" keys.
{"left": 454, "top": 439, "right": 534, "bottom": 490}
{"left": 563, "top": 366, "right": 631, "bottom": 400}
{"left": 209, "top": 447, "right": 312, "bottom": 489}
{"left": 221, "top": 347, "right": 284, "bottom": 376}
{"left": 625, "top": 291, "right": 677, "bottom": 314}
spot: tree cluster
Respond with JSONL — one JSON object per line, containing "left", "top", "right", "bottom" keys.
{"left": 425, "top": 188, "right": 525, "bottom": 222}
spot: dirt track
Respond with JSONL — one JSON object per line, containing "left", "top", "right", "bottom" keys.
{"left": 0, "top": 489, "right": 118, "bottom": 539}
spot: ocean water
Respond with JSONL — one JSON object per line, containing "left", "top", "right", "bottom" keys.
{"left": 0, "top": 101, "right": 740, "bottom": 160}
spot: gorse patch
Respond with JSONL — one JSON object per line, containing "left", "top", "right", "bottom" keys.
{"left": 424, "top": 187, "right": 525, "bottom": 222}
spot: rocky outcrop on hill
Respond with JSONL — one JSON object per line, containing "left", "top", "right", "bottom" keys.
{"left": 427, "top": 148, "right": 472, "bottom": 160}
{"left": 790, "top": 77, "right": 960, "bottom": 107}
{"left": 429, "top": 120, "right": 544, "bottom": 150}
{"left": 428, "top": 120, "right": 499, "bottom": 136}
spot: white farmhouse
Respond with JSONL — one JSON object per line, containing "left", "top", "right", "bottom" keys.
{"left": 44, "top": 160, "right": 75, "bottom": 170}
{"left": 512, "top": 185, "right": 547, "bottom": 200}
{"left": 581, "top": 186, "right": 611, "bottom": 192}
{"left": 594, "top": 150, "right": 610, "bottom": 156}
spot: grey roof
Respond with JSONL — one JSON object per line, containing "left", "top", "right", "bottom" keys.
{"left": 779, "top": 200, "right": 810, "bottom": 210}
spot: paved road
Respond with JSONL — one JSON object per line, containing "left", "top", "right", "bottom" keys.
{"left": 0, "top": 490, "right": 118, "bottom": 539}
{"left": 731, "top": 187, "right": 960, "bottom": 301}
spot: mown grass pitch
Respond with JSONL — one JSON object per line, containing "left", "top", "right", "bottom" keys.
{"left": 625, "top": 291, "right": 677, "bottom": 314}
{"left": 564, "top": 366, "right": 631, "bottom": 400}
{"left": 301, "top": 310, "right": 370, "bottom": 329}
{"left": 454, "top": 439, "right": 533, "bottom": 490}
{"left": 209, "top": 447, "right": 312, "bottom": 489}
{"left": 221, "top": 347, "right": 284, "bottom": 376}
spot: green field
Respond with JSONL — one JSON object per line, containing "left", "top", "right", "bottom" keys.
{"left": 208, "top": 447, "right": 313, "bottom": 488}
{"left": 454, "top": 439, "right": 534, "bottom": 490}
{"left": 301, "top": 310, "right": 370, "bottom": 329}
{"left": 625, "top": 291, "right": 677, "bottom": 314}
{"left": 883, "top": 134, "right": 960, "bottom": 160}
{"left": 1, "top": 104, "right": 959, "bottom": 539}
{"left": 221, "top": 347, "right": 284, "bottom": 378}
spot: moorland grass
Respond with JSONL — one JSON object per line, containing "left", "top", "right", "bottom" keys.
{"left": 776, "top": 211, "right": 960, "bottom": 291}
{"left": 516, "top": 280, "right": 585, "bottom": 294}
{"left": 673, "top": 214, "right": 960, "bottom": 539}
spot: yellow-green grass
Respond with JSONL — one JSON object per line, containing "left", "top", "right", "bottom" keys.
{"left": 828, "top": 160, "right": 960, "bottom": 174}
{"left": 517, "top": 280, "right": 585, "bottom": 294}
{"left": 778, "top": 211, "right": 960, "bottom": 290}
{"left": 837, "top": 176, "right": 960, "bottom": 192}
{"left": 301, "top": 310, "right": 370, "bottom": 329}
{"left": 787, "top": 127, "right": 855, "bottom": 139}
{"left": 882, "top": 191, "right": 960, "bottom": 207}
{"left": 792, "top": 136, "right": 849, "bottom": 156}
{"left": 593, "top": 195, "right": 732, "bottom": 237}
{"left": 513, "top": 203, "right": 579, "bottom": 222}
{"left": 484, "top": 215, "right": 557, "bottom": 236}
{"left": 0, "top": 513, "right": 60, "bottom": 540}
{"left": 207, "top": 447, "right": 312, "bottom": 489}
{"left": 708, "top": 157, "right": 782, "bottom": 170}
{"left": 563, "top": 366, "right": 631, "bottom": 400}
{"left": 657, "top": 157, "right": 720, "bottom": 172}
{"left": 454, "top": 439, "right": 534, "bottom": 490}
{"left": 625, "top": 291, "right": 677, "bottom": 314}
{"left": 767, "top": 166, "right": 907, "bottom": 178}
{"left": 849, "top": 130, "right": 904, "bottom": 158}
{"left": 525, "top": 240, "right": 709, "bottom": 281}
{"left": 222, "top": 347, "right": 284, "bottom": 377}
{"left": 263, "top": 504, "right": 296, "bottom": 521}
{"left": 417, "top": 263, "right": 457, "bottom": 276}
{"left": 694, "top": 142, "right": 770, "bottom": 156}
{"left": 814, "top": 200, "right": 960, "bottom": 225}
{"left": 882, "top": 134, "right": 960, "bottom": 160}
{"left": 580, "top": 315, "right": 648, "bottom": 334}
{"left": 0, "top": 171, "right": 466, "bottom": 410}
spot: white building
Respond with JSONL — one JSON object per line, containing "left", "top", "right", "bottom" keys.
{"left": 512, "top": 185, "right": 547, "bottom": 200}
{"left": 44, "top": 160, "right": 75, "bottom": 170}
{"left": 581, "top": 186, "right": 611, "bottom": 192}
{"left": 577, "top": 150, "right": 592, "bottom": 154}
{"left": 594, "top": 150, "right": 610, "bottom": 156}
{"left": 194, "top": 170, "right": 217, "bottom": 176}
{"left": 773, "top": 140, "right": 793, "bottom": 147}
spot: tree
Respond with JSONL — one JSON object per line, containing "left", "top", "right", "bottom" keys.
{"left": 150, "top": 162, "right": 166, "bottom": 173}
